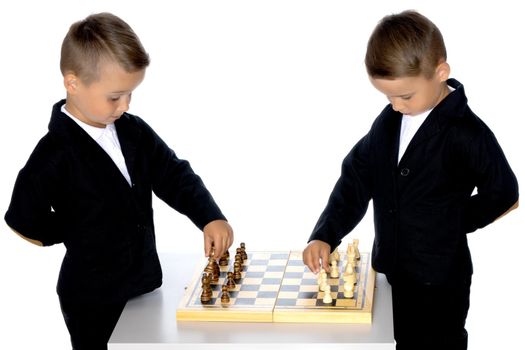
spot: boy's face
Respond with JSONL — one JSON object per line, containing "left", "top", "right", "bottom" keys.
{"left": 64, "top": 61, "right": 145, "bottom": 128}
{"left": 369, "top": 63, "right": 450, "bottom": 116}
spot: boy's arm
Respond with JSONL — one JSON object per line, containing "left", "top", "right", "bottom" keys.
{"left": 5, "top": 140, "right": 65, "bottom": 246}
{"left": 462, "top": 129, "right": 519, "bottom": 232}
{"left": 141, "top": 119, "right": 230, "bottom": 252}
{"left": 495, "top": 199, "right": 519, "bottom": 221}
{"left": 10, "top": 228, "right": 43, "bottom": 246}
{"left": 308, "top": 135, "right": 372, "bottom": 253}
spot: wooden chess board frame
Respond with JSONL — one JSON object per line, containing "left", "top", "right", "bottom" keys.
{"left": 176, "top": 250, "right": 376, "bottom": 323}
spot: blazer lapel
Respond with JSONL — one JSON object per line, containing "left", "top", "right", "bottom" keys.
{"left": 115, "top": 115, "right": 141, "bottom": 186}
{"left": 49, "top": 110, "right": 134, "bottom": 191}
{"left": 399, "top": 112, "right": 441, "bottom": 163}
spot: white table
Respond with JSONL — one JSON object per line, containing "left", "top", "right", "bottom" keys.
{"left": 109, "top": 253, "right": 395, "bottom": 349}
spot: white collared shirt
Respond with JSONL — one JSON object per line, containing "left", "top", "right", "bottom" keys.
{"left": 398, "top": 109, "right": 431, "bottom": 164}
{"left": 397, "top": 86, "right": 455, "bottom": 164}
{"left": 61, "top": 105, "right": 132, "bottom": 186}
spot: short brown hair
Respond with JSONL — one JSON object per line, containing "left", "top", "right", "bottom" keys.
{"left": 60, "top": 12, "right": 150, "bottom": 84}
{"left": 365, "top": 10, "right": 446, "bottom": 79}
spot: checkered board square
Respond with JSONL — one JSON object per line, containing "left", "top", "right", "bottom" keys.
{"left": 176, "top": 251, "right": 376, "bottom": 323}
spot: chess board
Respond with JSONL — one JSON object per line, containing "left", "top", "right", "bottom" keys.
{"left": 176, "top": 250, "right": 376, "bottom": 323}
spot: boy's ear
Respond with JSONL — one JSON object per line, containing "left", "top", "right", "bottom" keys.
{"left": 435, "top": 61, "right": 450, "bottom": 82}
{"left": 64, "top": 73, "right": 79, "bottom": 94}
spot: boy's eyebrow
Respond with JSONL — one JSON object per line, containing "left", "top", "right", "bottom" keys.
{"left": 109, "top": 90, "right": 131, "bottom": 94}
{"left": 391, "top": 92, "right": 413, "bottom": 97}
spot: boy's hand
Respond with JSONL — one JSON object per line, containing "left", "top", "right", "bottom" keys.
{"left": 203, "top": 219, "right": 234, "bottom": 260}
{"left": 303, "top": 240, "right": 331, "bottom": 274}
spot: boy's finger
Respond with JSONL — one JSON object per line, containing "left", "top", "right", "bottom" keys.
{"left": 213, "top": 240, "right": 225, "bottom": 260}
{"left": 321, "top": 250, "right": 330, "bottom": 272}
{"left": 203, "top": 236, "right": 213, "bottom": 257}
{"left": 303, "top": 249, "right": 320, "bottom": 274}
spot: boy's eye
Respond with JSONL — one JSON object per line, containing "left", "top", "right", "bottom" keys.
{"left": 401, "top": 95, "right": 412, "bottom": 100}
{"left": 109, "top": 96, "right": 120, "bottom": 102}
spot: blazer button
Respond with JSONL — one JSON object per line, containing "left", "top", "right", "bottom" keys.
{"left": 400, "top": 168, "right": 410, "bottom": 176}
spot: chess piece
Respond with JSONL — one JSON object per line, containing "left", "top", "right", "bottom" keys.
{"left": 233, "top": 261, "right": 242, "bottom": 281}
{"left": 212, "top": 256, "right": 220, "bottom": 277}
{"left": 317, "top": 268, "right": 327, "bottom": 283}
{"left": 220, "top": 285, "right": 230, "bottom": 303}
{"left": 226, "top": 271, "right": 236, "bottom": 290}
{"left": 200, "top": 273, "right": 212, "bottom": 303}
{"left": 330, "top": 249, "right": 340, "bottom": 263}
{"left": 343, "top": 278, "right": 355, "bottom": 298}
{"left": 343, "top": 263, "right": 357, "bottom": 285}
{"left": 236, "top": 248, "right": 244, "bottom": 264}
{"left": 318, "top": 269, "right": 329, "bottom": 292}
{"left": 235, "top": 252, "right": 243, "bottom": 265}
{"left": 352, "top": 238, "right": 361, "bottom": 260}
{"left": 219, "top": 250, "right": 230, "bottom": 266}
{"left": 347, "top": 245, "right": 357, "bottom": 268}
{"left": 240, "top": 242, "right": 248, "bottom": 260}
{"left": 205, "top": 257, "right": 220, "bottom": 284}
{"left": 329, "top": 260, "right": 339, "bottom": 278}
{"left": 322, "top": 289, "right": 333, "bottom": 304}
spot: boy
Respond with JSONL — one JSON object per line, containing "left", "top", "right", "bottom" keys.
{"left": 4, "top": 13, "right": 233, "bottom": 350}
{"left": 303, "top": 10, "right": 518, "bottom": 350}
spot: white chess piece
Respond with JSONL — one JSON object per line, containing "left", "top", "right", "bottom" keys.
{"left": 317, "top": 268, "right": 327, "bottom": 283}
{"left": 352, "top": 238, "right": 360, "bottom": 260}
{"left": 318, "top": 269, "right": 329, "bottom": 292}
{"left": 323, "top": 288, "right": 333, "bottom": 303}
{"left": 348, "top": 249, "right": 356, "bottom": 268}
{"left": 343, "top": 264, "right": 357, "bottom": 285}
{"left": 343, "top": 278, "right": 355, "bottom": 298}
{"left": 330, "top": 249, "right": 340, "bottom": 262}
{"left": 329, "top": 260, "right": 339, "bottom": 278}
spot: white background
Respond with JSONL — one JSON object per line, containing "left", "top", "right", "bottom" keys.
{"left": 0, "top": 1, "right": 523, "bottom": 349}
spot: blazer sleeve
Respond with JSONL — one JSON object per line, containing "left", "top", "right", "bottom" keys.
{"left": 308, "top": 134, "right": 373, "bottom": 251}
{"left": 141, "top": 121, "right": 226, "bottom": 230}
{"left": 462, "top": 127, "right": 519, "bottom": 233}
{"left": 4, "top": 137, "right": 66, "bottom": 246}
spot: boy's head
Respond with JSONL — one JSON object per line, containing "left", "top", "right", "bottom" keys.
{"left": 61, "top": 13, "right": 150, "bottom": 127}
{"left": 60, "top": 12, "right": 149, "bottom": 85}
{"left": 365, "top": 10, "right": 451, "bottom": 116}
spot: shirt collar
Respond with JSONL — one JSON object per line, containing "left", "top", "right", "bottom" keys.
{"left": 61, "top": 104, "right": 114, "bottom": 141}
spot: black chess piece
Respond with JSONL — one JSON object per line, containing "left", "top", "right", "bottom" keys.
{"left": 220, "top": 285, "right": 230, "bottom": 303}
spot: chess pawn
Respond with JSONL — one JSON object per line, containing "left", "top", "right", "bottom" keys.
{"left": 318, "top": 270, "right": 329, "bottom": 292}
{"left": 322, "top": 289, "right": 333, "bottom": 304}
{"left": 343, "top": 280, "right": 355, "bottom": 298}
{"left": 329, "top": 260, "right": 339, "bottom": 278}
{"left": 226, "top": 272, "right": 236, "bottom": 290}
{"left": 233, "top": 261, "right": 242, "bottom": 281}
{"left": 317, "top": 268, "right": 327, "bottom": 284}
{"left": 219, "top": 250, "right": 229, "bottom": 266}
{"left": 200, "top": 273, "right": 212, "bottom": 303}
{"left": 240, "top": 242, "right": 248, "bottom": 260}
{"left": 220, "top": 285, "right": 230, "bottom": 303}
{"left": 236, "top": 248, "right": 244, "bottom": 264}
{"left": 320, "top": 280, "right": 330, "bottom": 292}
{"left": 235, "top": 253, "right": 243, "bottom": 266}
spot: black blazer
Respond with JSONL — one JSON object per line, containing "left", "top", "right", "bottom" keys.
{"left": 5, "top": 100, "right": 226, "bottom": 302}
{"left": 309, "top": 79, "right": 518, "bottom": 284}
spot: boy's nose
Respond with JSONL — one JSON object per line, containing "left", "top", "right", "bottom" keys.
{"left": 390, "top": 98, "right": 404, "bottom": 112}
{"left": 117, "top": 96, "right": 130, "bottom": 114}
